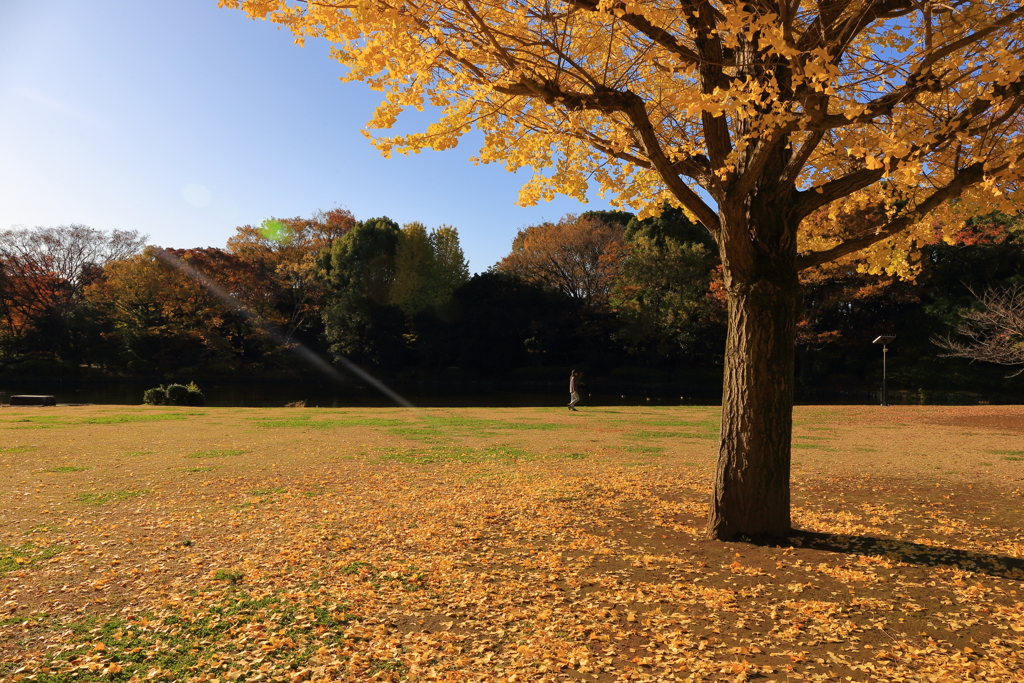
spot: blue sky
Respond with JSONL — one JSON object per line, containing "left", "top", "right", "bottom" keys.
{"left": 0, "top": 0, "right": 617, "bottom": 273}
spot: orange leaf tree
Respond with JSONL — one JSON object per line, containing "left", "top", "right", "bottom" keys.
{"left": 497, "top": 214, "right": 628, "bottom": 307}
{"left": 222, "top": 0, "right": 1024, "bottom": 539}
{"left": 226, "top": 208, "right": 356, "bottom": 337}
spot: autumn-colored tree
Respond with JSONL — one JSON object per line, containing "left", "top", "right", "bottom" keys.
{"left": 226, "top": 207, "right": 355, "bottom": 338}
{"left": 224, "top": 0, "right": 1024, "bottom": 538}
{"left": 793, "top": 209, "right": 1024, "bottom": 390}
{"left": 0, "top": 225, "right": 146, "bottom": 358}
{"left": 927, "top": 213, "right": 1024, "bottom": 375}
{"left": 795, "top": 204, "right": 920, "bottom": 358}
{"left": 85, "top": 247, "right": 282, "bottom": 373}
{"left": 497, "top": 214, "right": 627, "bottom": 306}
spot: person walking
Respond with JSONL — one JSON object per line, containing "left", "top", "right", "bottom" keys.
{"left": 568, "top": 370, "right": 580, "bottom": 411}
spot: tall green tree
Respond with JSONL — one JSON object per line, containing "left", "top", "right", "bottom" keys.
{"left": 430, "top": 225, "right": 470, "bottom": 302}
{"left": 321, "top": 217, "right": 406, "bottom": 365}
{"left": 612, "top": 234, "right": 721, "bottom": 362}
{"left": 391, "top": 222, "right": 471, "bottom": 317}
{"left": 391, "top": 222, "right": 440, "bottom": 316}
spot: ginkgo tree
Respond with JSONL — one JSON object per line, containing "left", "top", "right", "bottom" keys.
{"left": 221, "top": 0, "right": 1024, "bottom": 539}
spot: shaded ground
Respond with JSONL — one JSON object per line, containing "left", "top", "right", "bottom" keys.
{"left": 1, "top": 404, "right": 1022, "bottom": 682}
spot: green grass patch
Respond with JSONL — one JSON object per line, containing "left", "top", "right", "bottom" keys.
{"left": 376, "top": 443, "right": 533, "bottom": 464}
{"left": 622, "top": 445, "right": 666, "bottom": 455}
{"left": 182, "top": 466, "right": 220, "bottom": 473}
{"left": 0, "top": 541, "right": 66, "bottom": 574}
{"left": 1003, "top": 456, "right": 1023, "bottom": 462}
{"left": 644, "top": 419, "right": 718, "bottom": 429}
{"left": 252, "top": 486, "right": 288, "bottom": 496}
{"left": 43, "top": 465, "right": 88, "bottom": 473}
{"left": 1, "top": 412, "right": 206, "bottom": 429}
{"left": 0, "top": 445, "right": 35, "bottom": 453}
{"left": 252, "top": 415, "right": 564, "bottom": 445}
{"left": 388, "top": 426, "right": 443, "bottom": 441}
{"left": 989, "top": 449, "right": 1024, "bottom": 456}
{"left": 75, "top": 489, "right": 151, "bottom": 506}
{"left": 427, "top": 416, "right": 563, "bottom": 432}
{"left": 81, "top": 412, "right": 207, "bottom": 424}
{"left": 188, "top": 449, "right": 248, "bottom": 459}
{"left": 631, "top": 424, "right": 718, "bottom": 440}
{"left": 252, "top": 415, "right": 407, "bottom": 429}
{"left": 627, "top": 430, "right": 670, "bottom": 440}
{"left": 213, "top": 569, "right": 245, "bottom": 583}
{"left": 121, "top": 450, "right": 154, "bottom": 457}
{"left": 792, "top": 443, "right": 834, "bottom": 450}
{"left": 17, "top": 588, "right": 363, "bottom": 681}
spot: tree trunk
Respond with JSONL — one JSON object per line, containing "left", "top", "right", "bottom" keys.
{"left": 706, "top": 250, "right": 801, "bottom": 540}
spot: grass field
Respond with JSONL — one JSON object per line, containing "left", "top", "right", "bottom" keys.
{"left": 1, "top": 404, "right": 1023, "bottom": 682}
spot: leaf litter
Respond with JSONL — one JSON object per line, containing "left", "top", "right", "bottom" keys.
{"left": 1, "top": 404, "right": 1023, "bottom": 681}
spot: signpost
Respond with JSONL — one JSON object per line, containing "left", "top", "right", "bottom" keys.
{"left": 872, "top": 335, "right": 896, "bottom": 406}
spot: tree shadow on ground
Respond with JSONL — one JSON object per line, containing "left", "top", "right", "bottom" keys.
{"left": 750, "top": 530, "right": 1024, "bottom": 582}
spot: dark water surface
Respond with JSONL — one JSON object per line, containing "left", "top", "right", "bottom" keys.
{"left": 0, "top": 379, "right": 720, "bottom": 408}
{"left": 0, "top": 378, "right": 1017, "bottom": 408}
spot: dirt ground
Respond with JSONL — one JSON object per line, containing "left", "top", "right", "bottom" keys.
{"left": 1, "top": 404, "right": 1022, "bottom": 682}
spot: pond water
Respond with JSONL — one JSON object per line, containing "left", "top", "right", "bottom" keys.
{"left": 0, "top": 378, "right": 723, "bottom": 408}
{"left": 0, "top": 378, "right": 1016, "bottom": 408}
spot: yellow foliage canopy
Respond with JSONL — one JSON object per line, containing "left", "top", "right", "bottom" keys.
{"left": 221, "top": 0, "right": 1024, "bottom": 275}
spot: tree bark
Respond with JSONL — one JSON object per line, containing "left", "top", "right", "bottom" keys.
{"left": 706, "top": 226, "right": 801, "bottom": 540}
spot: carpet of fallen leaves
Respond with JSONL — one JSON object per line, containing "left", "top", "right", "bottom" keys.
{"left": 1, "top": 403, "right": 1023, "bottom": 682}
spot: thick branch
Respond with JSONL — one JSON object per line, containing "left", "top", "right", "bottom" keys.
{"left": 495, "top": 78, "right": 721, "bottom": 234}
{"left": 795, "top": 162, "right": 986, "bottom": 270}
{"left": 732, "top": 125, "right": 796, "bottom": 198}
{"left": 567, "top": 0, "right": 700, "bottom": 66}
{"left": 797, "top": 0, "right": 911, "bottom": 54}
{"left": 620, "top": 94, "right": 721, "bottom": 234}
{"left": 794, "top": 167, "right": 886, "bottom": 219}
{"left": 796, "top": 71, "right": 1024, "bottom": 220}
{"left": 779, "top": 128, "right": 826, "bottom": 190}
{"left": 681, "top": 0, "right": 732, "bottom": 170}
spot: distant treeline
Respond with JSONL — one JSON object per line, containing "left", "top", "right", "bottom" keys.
{"left": 2, "top": 207, "right": 1023, "bottom": 395}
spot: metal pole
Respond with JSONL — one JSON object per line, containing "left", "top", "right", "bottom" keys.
{"left": 882, "top": 344, "right": 888, "bottom": 406}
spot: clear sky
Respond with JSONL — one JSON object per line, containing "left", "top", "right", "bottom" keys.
{"left": 0, "top": 0, "right": 619, "bottom": 273}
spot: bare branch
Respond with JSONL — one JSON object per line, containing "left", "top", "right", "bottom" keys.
{"left": 932, "top": 284, "right": 1024, "bottom": 376}
{"left": 494, "top": 78, "right": 721, "bottom": 234}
